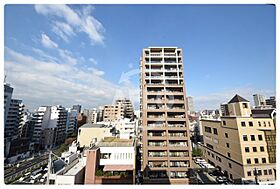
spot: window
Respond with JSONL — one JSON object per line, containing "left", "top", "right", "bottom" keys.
{"left": 228, "top": 163, "right": 232, "bottom": 168}
{"left": 263, "top": 121, "right": 266, "bottom": 127}
{"left": 225, "top": 133, "right": 228, "bottom": 138}
{"left": 241, "top": 122, "right": 246, "bottom": 127}
{"left": 247, "top": 171, "right": 252, "bottom": 176}
{"left": 253, "top": 147, "right": 257, "bottom": 152}
{"left": 243, "top": 103, "right": 248, "bottom": 108}
{"left": 223, "top": 121, "right": 226, "bottom": 125}
{"left": 250, "top": 135, "right": 255, "bottom": 141}
{"left": 230, "top": 174, "right": 233, "bottom": 179}
{"left": 243, "top": 135, "right": 248, "bottom": 141}
{"left": 205, "top": 126, "right": 212, "bottom": 133}
{"left": 213, "top": 128, "right": 218, "bottom": 135}
{"left": 268, "top": 169, "right": 272, "bottom": 175}
{"left": 245, "top": 147, "right": 250, "bottom": 152}
{"left": 249, "top": 122, "right": 253, "bottom": 127}
{"left": 226, "top": 143, "right": 230, "bottom": 148}
{"left": 211, "top": 153, "right": 214, "bottom": 158}
{"left": 262, "top": 158, "right": 266, "bottom": 163}
{"left": 268, "top": 122, "right": 271, "bottom": 127}
{"left": 264, "top": 170, "right": 268, "bottom": 175}
{"left": 207, "top": 151, "right": 210, "bottom": 156}
{"left": 258, "top": 170, "right": 262, "bottom": 176}
{"left": 227, "top": 152, "right": 231, "bottom": 158}
{"left": 258, "top": 135, "right": 263, "bottom": 141}
{"left": 254, "top": 158, "right": 259, "bottom": 164}
{"left": 260, "top": 146, "right": 265, "bottom": 152}
{"left": 247, "top": 158, "right": 251, "bottom": 164}
{"left": 258, "top": 121, "right": 261, "bottom": 127}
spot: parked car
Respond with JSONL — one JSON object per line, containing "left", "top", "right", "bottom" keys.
{"left": 216, "top": 176, "right": 228, "bottom": 183}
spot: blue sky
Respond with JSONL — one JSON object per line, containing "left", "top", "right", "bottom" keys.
{"left": 4, "top": 4, "right": 275, "bottom": 111}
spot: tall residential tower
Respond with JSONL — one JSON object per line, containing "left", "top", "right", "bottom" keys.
{"left": 139, "top": 47, "right": 192, "bottom": 184}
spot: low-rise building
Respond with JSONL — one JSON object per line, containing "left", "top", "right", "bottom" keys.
{"left": 48, "top": 142, "right": 86, "bottom": 185}
{"left": 84, "top": 137, "right": 136, "bottom": 184}
{"left": 77, "top": 123, "right": 116, "bottom": 148}
{"left": 199, "top": 94, "right": 276, "bottom": 184}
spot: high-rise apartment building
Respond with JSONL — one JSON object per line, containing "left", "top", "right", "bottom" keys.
{"left": 200, "top": 94, "right": 276, "bottom": 184}
{"left": 115, "top": 99, "right": 134, "bottom": 119}
{"left": 253, "top": 94, "right": 266, "bottom": 107}
{"left": 72, "top": 104, "right": 82, "bottom": 113}
{"left": 4, "top": 83, "right": 25, "bottom": 157}
{"left": 32, "top": 105, "right": 67, "bottom": 150}
{"left": 139, "top": 47, "right": 192, "bottom": 184}
{"left": 265, "top": 96, "right": 276, "bottom": 108}
{"left": 186, "top": 96, "right": 194, "bottom": 113}
{"left": 103, "top": 105, "right": 124, "bottom": 122}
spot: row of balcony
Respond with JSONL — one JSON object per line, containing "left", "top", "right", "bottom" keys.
{"left": 145, "top": 53, "right": 181, "bottom": 57}
{"left": 148, "top": 152, "right": 189, "bottom": 157}
{"left": 145, "top": 68, "right": 183, "bottom": 72}
{"left": 148, "top": 142, "right": 188, "bottom": 147}
{"left": 147, "top": 123, "right": 186, "bottom": 127}
{"left": 148, "top": 133, "right": 187, "bottom": 137}
{"left": 148, "top": 161, "right": 189, "bottom": 168}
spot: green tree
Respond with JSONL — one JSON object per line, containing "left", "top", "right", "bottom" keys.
{"left": 192, "top": 148, "right": 202, "bottom": 157}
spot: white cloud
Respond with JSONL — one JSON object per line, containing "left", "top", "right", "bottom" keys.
{"left": 41, "top": 33, "right": 58, "bottom": 48}
{"left": 4, "top": 47, "right": 119, "bottom": 110}
{"left": 35, "top": 5, "right": 105, "bottom": 45}
{"left": 89, "top": 58, "right": 98, "bottom": 65}
{"left": 52, "top": 21, "right": 76, "bottom": 42}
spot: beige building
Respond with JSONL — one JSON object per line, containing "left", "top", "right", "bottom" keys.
{"left": 200, "top": 94, "right": 276, "bottom": 184}
{"left": 139, "top": 47, "right": 192, "bottom": 184}
{"left": 103, "top": 105, "right": 124, "bottom": 123}
{"left": 77, "top": 123, "right": 115, "bottom": 148}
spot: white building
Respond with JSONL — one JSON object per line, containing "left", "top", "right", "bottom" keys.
{"left": 48, "top": 142, "right": 86, "bottom": 185}
{"left": 253, "top": 94, "right": 266, "bottom": 107}
{"left": 110, "top": 118, "right": 137, "bottom": 139}
{"left": 4, "top": 83, "right": 25, "bottom": 157}
{"left": 32, "top": 105, "right": 67, "bottom": 150}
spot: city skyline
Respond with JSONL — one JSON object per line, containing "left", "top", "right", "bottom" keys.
{"left": 4, "top": 4, "right": 276, "bottom": 111}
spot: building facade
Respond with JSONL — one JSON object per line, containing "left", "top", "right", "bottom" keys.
{"left": 200, "top": 94, "right": 276, "bottom": 184}
{"left": 139, "top": 47, "right": 192, "bottom": 184}
{"left": 253, "top": 94, "right": 266, "bottom": 107}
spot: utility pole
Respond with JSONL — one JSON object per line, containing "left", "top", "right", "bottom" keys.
{"left": 46, "top": 151, "right": 52, "bottom": 185}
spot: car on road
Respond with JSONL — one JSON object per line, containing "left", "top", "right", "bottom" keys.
{"left": 216, "top": 176, "right": 228, "bottom": 183}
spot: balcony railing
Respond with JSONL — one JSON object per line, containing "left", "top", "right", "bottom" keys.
{"left": 148, "top": 153, "right": 167, "bottom": 157}
{"left": 148, "top": 124, "right": 165, "bottom": 127}
{"left": 169, "top": 153, "right": 188, "bottom": 157}
{"left": 168, "top": 124, "right": 185, "bottom": 127}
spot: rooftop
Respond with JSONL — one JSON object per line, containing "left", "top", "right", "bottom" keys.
{"left": 97, "top": 137, "right": 134, "bottom": 147}
{"left": 63, "top": 160, "right": 85, "bottom": 176}
{"left": 79, "top": 123, "right": 111, "bottom": 129}
{"left": 228, "top": 94, "right": 249, "bottom": 104}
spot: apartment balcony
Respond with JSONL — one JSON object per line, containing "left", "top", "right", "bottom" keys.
{"left": 164, "top": 53, "right": 176, "bottom": 57}
{"left": 145, "top": 69, "right": 164, "bottom": 72}
{"left": 169, "top": 153, "right": 189, "bottom": 158}
{"left": 165, "top": 69, "right": 183, "bottom": 73}
{"left": 148, "top": 163, "right": 168, "bottom": 169}
{"left": 148, "top": 143, "right": 167, "bottom": 150}
{"left": 146, "top": 82, "right": 165, "bottom": 86}
{"left": 148, "top": 133, "right": 166, "bottom": 140}
{"left": 166, "top": 107, "right": 185, "bottom": 112}
{"left": 170, "top": 161, "right": 189, "bottom": 168}
{"left": 147, "top": 98, "right": 165, "bottom": 103}
{"left": 167, "top": 123, "right": 186, "bottom": 128}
